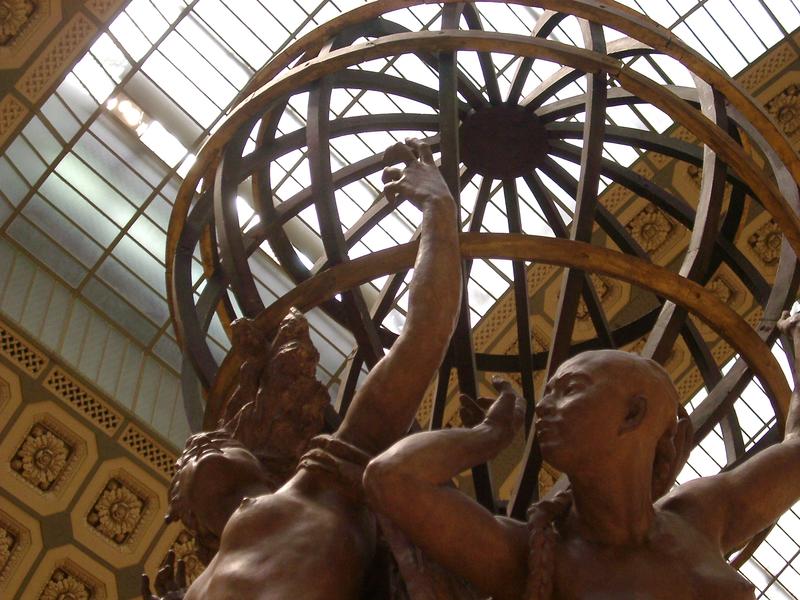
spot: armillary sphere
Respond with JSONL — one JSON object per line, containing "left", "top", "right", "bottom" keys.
{"left": 166, "top": 0, "right": 800, "bottom": 563}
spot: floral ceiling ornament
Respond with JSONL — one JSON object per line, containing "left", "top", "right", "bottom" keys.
{"left": 39, "top": 569, "right": 90, "bottom": 600}
{"left": 748, "top": 219, "right": 782, "bottom": 266}
{"left": 172, "top": 530, "right": 205, "bottom": 585}
{"left": 626, "top": 204, "right": 674, "bottom": 253}
{"left": 0, "top": 0, "right": 35, "bottom": 45}
{"left": 88, "top": 479, "right": 144, "bottom": 543}
{"left": 576, "top": 274, "right": 609, "bottom": 320}
{"left": 12, "top": 425, "right": 70, "bottom": 490}
{"left": 766, "top": 84, "right": 800, "bottom": 138}
{"left": 707, "top": 276, "right": 734, "bottom": 305}
{"left": 0, "top": 526, "right": 14, "bottom": 573}
{"left": 686, "top": 164, "right": 702, "bottom": 188}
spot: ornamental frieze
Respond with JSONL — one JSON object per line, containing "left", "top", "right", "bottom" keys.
{"left": 576, "top": 274, "right": 610, "bottom": 321}
{"left": 39, "top": 568, "right": 91, "bottom": 600}
{"left": 747, "top": 219, "right": 782, "bottom": 266}
{"left": 0, "top": 0, "right": 35, "bottom": 45}
{"left": 766, "top": 83, "right": 800, "bottom": 137}
{"left": 171, "top": 530, "right": 205, "bottom": 586}
{"left": 0, "top": 525, "right": 14, "bottom": 576}
{"left": 626, "top": 204, "right": 675, "bottom": 253}
{"left": 87, "top": 479, "right": 145, "bottom": 545}
{"left": 11, "top": 423, "right": 71, "bottom": 492}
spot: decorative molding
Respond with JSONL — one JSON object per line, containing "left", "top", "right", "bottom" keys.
{"left": 0, "top": 1, "right": 36, "bottom": 46}
{"left": 85, "top": 0, "right": 125, "bottom": 21}
{"left": 39, "top": 568, "right": 93, "bottom": 600}
{"left": 626, "top": 204, "right": 675, "bottom": 253}
{"left": 739, "top": 41, "right": 797, "bottom": 92}
{"left": 44, "top": 367, "right": 122, "bottom": 435}
{"left": 0, "top": 321, "right": 48, "bottom": 376}
{"left": 11, "top": 422, "right": 72, "bottom": 491}
{"left": 25, "top": 547, "right": 115, "bottom": 600}
{"left": 766, "top": 83, "right": 800, "bottom": 139}
{"left": 0, "top": 362, "right": 22, "bottom": 421}
{"left": 15, "top": 11, "right": 96, "bottom": 102}
{"left": 0, "top": 93, "right": 27, "bottom": 148}
{"left": 575, "top": 274, "right": 609, "bottom": 321}
{"left": 1, "top": 401, "right": 95, "bottom": 515}
{"left": 0, "top": 500, "right": 40, "bottom": 595}
{"left": 747, "top": 218, "right": 782, "bottom": 267}
{"left": 72, "top": 457, "right": 165, "bottom": 568}
{"left": 119, "top": 423, "right": 177, "bottom": 481}
{"left": 171, "top": 530, "right": 205, "bottom": 585}
{"left": 88, "top": 478, "right": 146, "bottom": 544}
{"left": 0, "top": 0, "right": 62, "bottom": 70}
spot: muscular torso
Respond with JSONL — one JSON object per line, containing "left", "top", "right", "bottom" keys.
{"left": 185, "top": 471, "right": 375, "bottom": 600}
{"left": 551, "top": 508, "right": 754, "bottom": 600}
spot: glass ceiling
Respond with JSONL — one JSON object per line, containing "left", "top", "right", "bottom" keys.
{"left": 2, "top": 1, "right": 800, "bottom": 596}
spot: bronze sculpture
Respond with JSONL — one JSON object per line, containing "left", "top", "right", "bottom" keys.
{"left": 364, "top": 315, "right": 800, "bottom": 600}
{"left": 144, "top": 139, "right": 463, "bottom": 599}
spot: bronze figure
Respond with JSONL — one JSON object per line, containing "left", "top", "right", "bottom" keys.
{"left": 364, "top": 314, "right": 800, "bottom": 600}
{"left": 144, "top": 139, "right": 463, "bottom": 599}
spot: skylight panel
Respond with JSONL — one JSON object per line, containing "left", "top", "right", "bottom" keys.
{"left": 671, "top": 21, "right": 719, "bottom": 66}
{"left": 115, "top": 234, "right": 168, "bottom": 295}
{"left": 139, "top": 121, "right": 188, "bottom": 167}
{"left": 21, "top": 116, "right": 61, "bottom": 164}
{"left": 194, "top": 0, "right": 271, "bottom": 68}
{"left": 90, "top": 33, "right": 132, "bottom": 84}
{"left": 731, "top": 0, "right": 784, "bottom": 48}
{"left": 108, "top": 12, "right": 151, "bottom": 62}
{"left": 125, "top": 0, "right": 174, "bottom": 43}
{"left": 685, "top": 8, "right": 747, "bottom": 74}
{"left": 72, "top": 53, "right": 116, "bottom": 103}
{"left": 0, "top": 158, "right": 28, "bottom": 208}
{"left": 22, "top": 195, "right": 104, "bottom": 266}
{"left": 176, "top": 17, "right": 251, "bottom": 88}
{"left": 467, "top": 277, "right": 496, "bottom": 317}
{"left": 38, "top": 173, "right": 119, "bottom": 246}
{"left": 141, "top": 52, "right": 219, "bottom": 126}
{"left": 763, "top": 0, "right": 800, "bottom": 33}
{"left": 72, "top": 133, "right": 152, "bottom": 207}
{"left": 98, "top": 256, "right": 170, "bottom": 323}
{"left": 129, "top": 216, "right": 168, "bottom": 263}
{"left": 159, "top": 32, "right": 238, "bottom": 108}
{"left": 618, "top": 0, "right": 679, "bottom": 26}
{"left": 55, "top": 153, "right": 136, "bottom": 226}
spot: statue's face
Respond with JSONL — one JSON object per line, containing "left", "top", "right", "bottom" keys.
{"left": 535, "top": 350, "right": 645, "bottom": 472}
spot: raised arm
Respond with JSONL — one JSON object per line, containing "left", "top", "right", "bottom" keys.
{"left": 363, "top": 379, "right": 529, "bottom": 600}
{"left": 665, "top": 310, "right": 800, "bottom": 554}
{"left": 335, "top": 139, "right": 462, "bottom": 455}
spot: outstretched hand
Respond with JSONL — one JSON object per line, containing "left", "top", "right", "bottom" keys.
{"left": 382, "top": 138, "right": 453, "bottom": 209}
{"left": 460, "top": 377, "right": 526, "bottom": 442}
{"left": 141, "top": 550, "right": 188, "bottom": 600}
{"left": 777, "top": 310, "right": 800, "bottom": 338}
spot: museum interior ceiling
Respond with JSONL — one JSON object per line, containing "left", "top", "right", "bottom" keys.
{"left": 1, "top": 1, "right": 800, "bottom": 598}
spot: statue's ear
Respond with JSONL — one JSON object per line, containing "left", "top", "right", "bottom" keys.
{"left": 619, "top": 394, "right": 647, "bottom": 434}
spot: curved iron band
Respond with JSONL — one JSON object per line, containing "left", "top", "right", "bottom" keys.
{"left": 507, "top": 9, "right": 567, "bottom": 104}
{"left": 176, "top": 115, "right": 440, "bottom": 391}
{"left": 231, "top": 0, "right": 799, "bottom": 192}
{"left": 166, "top": 30, "right": 796, "bottom": 356}
{"left": 174, "top": 101, "right": 770, "bottom": 406}
{"left": 544, "top": 19, "right": 609, "bottom": 377}
{"left": 523, "top": 37, "right": 654, "bottom": 110}
{"left": 202, "top": 234, "right": 790, "bottom": 427}
{"left": 689, "top": 109, "right": 800, "bottom": 445}
{"left": 642, "top": 83, "right": 729, "bottom": 362}
{"left": 170, "top": 30, "right": 800, "bottom": 305}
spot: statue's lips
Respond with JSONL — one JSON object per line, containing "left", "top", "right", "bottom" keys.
{"left": 534, "top": 420, "right": 558, "bottom": 440}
